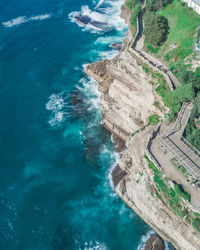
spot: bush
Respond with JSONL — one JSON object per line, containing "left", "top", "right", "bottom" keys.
{"left": 148, "top": 114, "right": 160, "bottom": 125}
{"left": 129, "top": 3, "right": 141, "bottom": 27}
{"left": 154, "top": 173, "right": 168, "bottom": 193}
{"left": 184, "top": 93, "right": 200, "bottom": 151}
{"left": 174, "top": 184, "right": 191, "bottom": 202}
{"left": 192, "top": 218, "right": 200, "bottom": 232}
{"left": 125, "top": 0, "right": 140, "bottom": 10}
{"left": 146, "top": 0, "right": 172, "bottom": 12}
{"left": 144, "top": 12, "right": 169, "bottom": 46}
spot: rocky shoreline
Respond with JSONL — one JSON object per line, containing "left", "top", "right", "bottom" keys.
{"left": 142, "top": 234, "right": 165, "bottom": 250}
{"left": 85, "top": 2, "right": 200, "bottom": 250}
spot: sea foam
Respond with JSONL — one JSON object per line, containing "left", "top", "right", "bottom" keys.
{"left": 2, "top": 14, "right": 51, "bottom": 28}
{"left": 69, "top": 0, "right": 127, "bottom": 34}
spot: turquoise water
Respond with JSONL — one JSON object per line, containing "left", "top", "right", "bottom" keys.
{"left": 0, "top": 0, "right": 159, "bottom": 249}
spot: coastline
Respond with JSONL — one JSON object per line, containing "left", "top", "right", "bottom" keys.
{"left": 85, "top": 1, "right": 200, "bottom": 249}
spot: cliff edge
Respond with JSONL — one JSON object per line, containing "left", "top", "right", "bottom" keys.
{"left": 84, "top": 5, "right": 200, "bottom": 250}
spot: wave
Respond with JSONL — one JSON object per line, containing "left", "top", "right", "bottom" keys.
{"left": 95, "top": 0, "right": 105, "bottom": 9}
{"left": 46, "top": 92, "right": 70, "bottom": 127}
{"left": 46, "top": 77, "right": 100, "bottom": 127}
{"left": 68, "top": 0, "right": 127, "bottom": 34}
{"left": 2, "top": 14, "right": 51, "bottom": 28}
{"left": 137, "top": 230, "right": 155, "bottom": 250}
{"left": 76, "top": 77, "right": 101, "bottom": 112}
{"left": 95, "top": 35, "right": 124, "bottom": 45}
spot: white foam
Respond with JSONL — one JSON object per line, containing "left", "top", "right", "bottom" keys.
{"left": 2, "top": 16, "right": 27, "bottom": 27}
{"left": 79, "top": 240, "right": 108, "bottom": 250}
{"left": 69, "top": 0, "right": 127, "bottom": 34}
{"left": 95, "top": 35, "right": 124, "bottom": 45}
{"left": 46, "top": 94, "right": 65, "bottom": 111}
{"left": 2, "top": 14, "right": 51, "bottom": 28}
{"left": 46, "top": 92, "right": 70, "bottom": 127}
{"left": 30, "top": 14, "right": 51, "bottom": 21}
{"left": 77, "top": 77, "right": 101, "bottom": 112}
{"left": 98, "top": 49, "right": 119, "bottom": 60}
{"left": 137, "top": 230, "right": 155, "bottom": 250}
{"left": 95, "top": 0, "right": 105, "bottom": 9}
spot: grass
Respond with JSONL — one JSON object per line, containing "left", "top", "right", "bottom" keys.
{"left": 146, "top": 0, "right": 200, "bottom": 72}
{"left": 130, "top": 129, "right": 140, "bottom": 137}
{"left": 144, "top": 154, "right": 193, "bottom": 220}
{"left": 148, "top": 114, "right": 160, "bottom": 125}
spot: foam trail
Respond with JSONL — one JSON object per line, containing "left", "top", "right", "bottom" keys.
{"left": 2, "top": 14, "right": 51, "bottom": 28}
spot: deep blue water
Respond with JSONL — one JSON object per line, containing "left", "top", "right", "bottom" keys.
{"left": 0, "top": 0, "right": 155, "bottom": 249}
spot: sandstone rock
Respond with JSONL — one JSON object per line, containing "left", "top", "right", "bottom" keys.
{"left": 84, "top": 60, "right": 113, "bottom": 93}
{"left": 142, "top": 234, "right": 165, "bottom": 250}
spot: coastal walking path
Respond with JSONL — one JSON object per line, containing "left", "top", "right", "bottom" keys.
{"left": 160, "top": 102, "right": 200, "bottom": 179}
{"left": 128, "top": 1, "right": 200, "bottom": 177}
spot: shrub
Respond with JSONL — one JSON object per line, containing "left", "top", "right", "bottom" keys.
{"left": 148, "top": 114, "right": 160, "bottom": 125}
{"left": 174, "top": 184, "right": 191, "bottom": 202}
{"left": 144, "top": 12, "right": 169, "bottom": 46}
{"left": 129, "top": 3, "right": 141, "bottom": 27}
{"left": 192, "top": 218, "right": 200, "bottom": 232}
{"left": 146, "top": 0, "right": 172, "bottom": 12}
{"left": 125, "top": 0, "right": 140, "bottom": 10}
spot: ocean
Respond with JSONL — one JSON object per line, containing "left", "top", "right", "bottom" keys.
{"left": 0, "top": 0, "right": 168, "bottom": 249}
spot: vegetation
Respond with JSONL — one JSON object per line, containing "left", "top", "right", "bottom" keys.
{"left": 125, "top": 0, "right": 140, "bottom": 10}
{"left": 184, "top": 93, "right": 200, "bottom": 151}
{"left": 125, "top": 0, "right": 141, "bottom": 36}
{"left": 144, "top": 154, "right": 193, "bottom": 220}
{"left": 141, "top": 1, "right": 200, "bottom": 230}
{"left": 157, "top": 0, "right": 200, "bottom": 71}
{"left": 146, "top": 0, "right": 172, "bottom": 12}
{"left": 144, "top": 0, "right": 200, "bottom": 110}
{"left": 130, "top": 129, "right": 140, "bottom": 137}
{"left": 148, "top": 114, "right": 160, "bottom": 125}
{"left": 142, "top": 0, "right": 200, "bottom": 149}
{"left": 144, "top": 12, "right": 169, "bottom": 46}
{"left": 192, "top": 217, "right": 200, "bottom": 232}
{"left": 129, "top": 3, "right": 141, "bottom": 36}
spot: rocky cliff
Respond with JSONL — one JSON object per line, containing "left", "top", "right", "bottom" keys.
{"left": 85, "top": 5, "right": 200, "bottom": 250}
{"left": 85, "top": 50, "right": 164, "bottom": 140}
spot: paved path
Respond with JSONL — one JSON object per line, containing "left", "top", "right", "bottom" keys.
{"left": 150, "top": 131, "right": 200, "bottom": 209}
{"left": 160, "top": 102, "right": 200, "bottom": 179}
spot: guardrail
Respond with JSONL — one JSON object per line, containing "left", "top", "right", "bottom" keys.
{"left": 181, "top": 136, "right": 200, "bottom": 158}
{"left": 160, "top": 137, "right": 199, "bottom": 179}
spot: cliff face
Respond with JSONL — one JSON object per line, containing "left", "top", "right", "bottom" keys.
{"left": 85, "top": 50, "right": 163, "bottom": 140}
{"left": 85, "top": 5, "right": 200, "bottom": 250}
{"left": 116, "top": 130, "right": 200, "bottom": 250}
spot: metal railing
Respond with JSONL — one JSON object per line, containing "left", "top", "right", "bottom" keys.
{"left": 160, "top": 137, "right": 199, "bottom": 178}
{"left": 181, "top": 136, "right": 200, "bottom": 158}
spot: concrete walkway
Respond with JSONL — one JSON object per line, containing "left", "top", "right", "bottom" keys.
{"left": 160, "top": 102, "right": 200, "bottom": 179}
{"left": 151, "top": 132, "right": 200, "bottom": 209}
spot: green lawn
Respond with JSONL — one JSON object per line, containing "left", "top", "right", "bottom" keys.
{"left": 147, "top": 0, "right": 200, "bottom": 70}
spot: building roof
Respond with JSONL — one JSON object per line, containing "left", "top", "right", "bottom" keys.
{"left": 194, "top": 0, "right": 200, "bottom": 6}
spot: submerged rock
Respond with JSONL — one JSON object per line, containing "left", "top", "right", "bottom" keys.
{"left": 112, "top": 133, "right": 126, "bottom": 152}
{"left": 74, "top": 14, "right": 110, "bottom": 31}
{"left": 110, "top": 43, "right": 122, "bottom": 51}
{"left": 112, "top": 164, "right": 127, "bottom": 188}
{"left": 142, "top": 234, "right": 165, "bottom": 250}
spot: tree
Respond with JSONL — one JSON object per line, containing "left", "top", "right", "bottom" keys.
{"left": 146, "top": 0, "right": 172, "bottom": 12}
{"left": 144, "top": 12, "right": 169, "bottom": 46}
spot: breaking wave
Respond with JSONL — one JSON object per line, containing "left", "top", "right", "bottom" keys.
{"left": 46, "top": 92, "right": 70, "bottom": 127}
{"left": 68, "top": 0, "right": 126, "bottom": 33}
{"left": 2, "top": 14, "right": 51, "bottom": 28}
{"left": 137, "top": 230, "right": 155, "bottom": 250}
